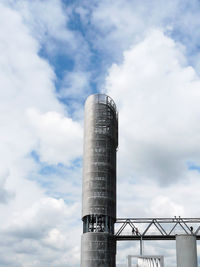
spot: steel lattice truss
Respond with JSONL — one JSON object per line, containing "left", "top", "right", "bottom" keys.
{"left": 115, "top": 218, "right": 200, "bottom": 240}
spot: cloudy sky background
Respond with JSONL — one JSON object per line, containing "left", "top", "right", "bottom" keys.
{"left": 1, "top": 0, "right": 200, "bottom": 266}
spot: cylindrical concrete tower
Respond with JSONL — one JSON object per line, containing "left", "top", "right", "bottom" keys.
{"left": 176, "top": 235, "right": 198, "bottom": 267}
{"left": 81, "top": 94, "right": 118, "bottom": 267}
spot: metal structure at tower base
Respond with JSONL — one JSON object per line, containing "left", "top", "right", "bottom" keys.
{"left": 176, "top": 234, "right": 198, "bottom": 267}
{"left": 127, "top": 255, "right": 164, "bottom": 267}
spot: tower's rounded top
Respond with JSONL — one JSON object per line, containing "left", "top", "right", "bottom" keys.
{"left": 85, "top": 94, "right": 118, "bottom": 116}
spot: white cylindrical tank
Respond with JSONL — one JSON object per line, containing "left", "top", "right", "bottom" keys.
{"left": 176, "top": 235, "right": 198, "bottom": 267}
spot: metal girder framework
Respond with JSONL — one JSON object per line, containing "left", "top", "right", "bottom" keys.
{"left": 115, "top": 218, "right": 200, "bottom": 241}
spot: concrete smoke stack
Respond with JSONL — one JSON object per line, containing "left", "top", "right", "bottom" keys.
{"left": 81, "top": 94, "right": 118, "bottom": 267}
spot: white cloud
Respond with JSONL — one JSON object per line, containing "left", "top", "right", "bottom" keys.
{"left": 0, "top": 0, "right": 82, "bottom": 176}
{"left": 3, "top": 0, "right": 75, "bottom": 48}
{"left": 27, "top": 109, "right": 83, "bottom": 165}
{"left": 106, "top": 29, "right": 200, "bottom": 185}
{"left": 2, "top": 198, "right": 81, "bottom": 267}
{"left": 0, "top": 170, "right": 14, "bottom": 204}
{"left": 0, "top": 2, "right": 82, "bottom": 266}
{"left": 7, "top": 198, "right": 73, "bottom": 236}
{"left": 150, "top": 195, "right": 184, "bottom": 217}
{"left": 77, "top": 0, "right": 200, "bottom": 75}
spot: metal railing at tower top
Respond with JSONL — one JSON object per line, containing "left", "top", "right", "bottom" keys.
{"left": 115, "top": 217, "right": 200, "bottom": 240}
{"left": 88, "top": 93, "right": 118, "bottom": 117}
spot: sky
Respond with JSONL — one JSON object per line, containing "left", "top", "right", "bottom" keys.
{"left": 1, "top": 0, "right": 200, "bottom": 266}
